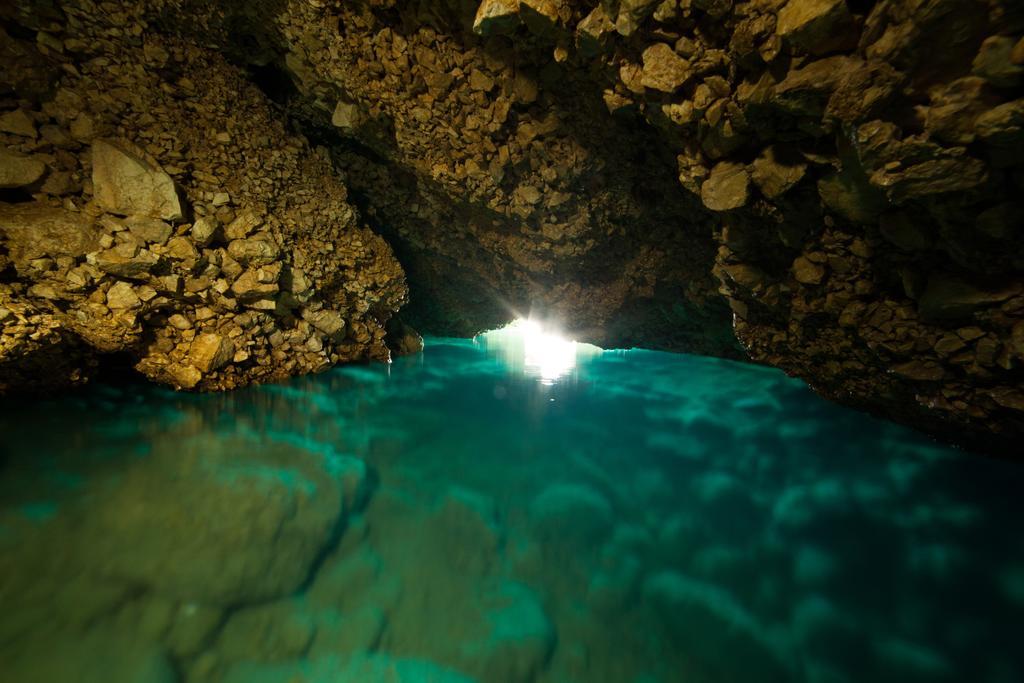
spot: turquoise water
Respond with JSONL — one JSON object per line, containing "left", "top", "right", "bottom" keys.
{"left": 1, "top": 328, "right": 1022, "bottom": 683}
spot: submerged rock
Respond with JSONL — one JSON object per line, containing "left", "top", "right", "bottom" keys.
{"left": 75, "top": 434, "right": 345, "bottom": 605}
{"left": 223, "top": 653, "right": 478, "bottom": 683}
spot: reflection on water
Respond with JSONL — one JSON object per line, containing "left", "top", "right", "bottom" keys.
{"left": 0, "top": 331, "right": 1022, "bottom": 683}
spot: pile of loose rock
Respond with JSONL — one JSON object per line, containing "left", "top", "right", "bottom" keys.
{"left": 0, "top": 12, "right": 407, "bottom": 394}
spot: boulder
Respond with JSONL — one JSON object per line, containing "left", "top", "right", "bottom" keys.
{"left": 776, "top": 0, "right": 854, "bottom": 55}
{"left": 473, "top": 0, "right": 521, "bottom": 37}
{"left": 0, "top": 146, "right": 46, "bottom": 188}
{"left": 641, "top": 43, "right": 691, "bottom": 92}
{"left": 89, "top": 245, "right": 160, "bottom": 280}
{"left": 75, "top": 433, "right": 345, "bottom": 605}
{"left": 227, "top": 235, "right": 280, "bottom": 265}
{"left": 91, "top": 139, "right": 183, "bottom": 221}
{"left": 190, "top": 332, "right": 234, "bottom": 373}
{"left": 125, "top": 216, "right": 173, "bottom": 244}
{"left": 701, "top": 161, "right": 750, "bottom": 211}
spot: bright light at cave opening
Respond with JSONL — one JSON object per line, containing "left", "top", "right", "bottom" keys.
{"left": 479, "top": 318, "right": 602, "bottom": 385}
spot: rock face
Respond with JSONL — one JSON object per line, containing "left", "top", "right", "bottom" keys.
{"left": 1, "top": 0, "right": 1023, "bottom": 454}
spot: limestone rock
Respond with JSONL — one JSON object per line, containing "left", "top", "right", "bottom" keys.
{"left": 0, "top": 146, "right": 46, "bottom": 189}
{"left": 106, "top": 281, "right": 141, "bottom": 309}
{"left": 973, "top": 36, "right": 1023, "bottom": 89}
{"left": 792, "top": 256, "right": 825, "bottom": 285}
{"left": 190, "top": 333, "right": 234, "bottom": 373}
{"left": 228, "top": 235, "right": 280, "bottom": 266}
{"left": 473, "top": 0, "right": 521, "bottom": 37}
{"left": 89, "top": 245, "right": 160, "bottom": 280}
{"left": 331, "top": 101, "right": 364, "bottom": 130}
{"left": 576, "top": 5, "right": 615, "bottom": 56}
{"left": 520, "top": 0, "right": 560, "bottom": 36}
{"left": 641, "top": 43, "right": 691, "bottom": 92}
{"left": 91, "top": 139, "right": 183, "bottom": 221}
{"left": 751, "top": 146, "right": 806, "bottom": 199}
{"left": 918, "top": 274, "right": 1019, "bottom": 323}
{"left": 0, "top": 109, "right": 37, "bottom": 138}
{"left": 191, "top": 216, "right": 218, "bottom": 246}
{"left": 701, "top": 162, "right": 750, "bottom": 211}
{"left": 776, "top": 0, "right": 854, "bottom": 55}
{"left": 125, "top": 216, "right": 173, "bottom": 244}
{"left": 616, "top": 0, "right": 659, "bottom": 37}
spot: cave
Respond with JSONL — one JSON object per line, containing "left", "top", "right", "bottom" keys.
{"left": 1, "top": 0, "right": 1023, "bottom": 681}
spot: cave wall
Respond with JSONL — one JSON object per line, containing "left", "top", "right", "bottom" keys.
{"left": 2, "top": 0, "right": 1023, "bottom": 455}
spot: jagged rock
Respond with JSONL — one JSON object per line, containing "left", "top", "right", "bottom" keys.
{"left": 751, "top": 146, "right": 806, "bottom": 199}
{"left": 106, "top": 281, "right": 141, "bottom": 309}
{"left": 224, "top": 208, "right": 262, "bottom": 240}
{"left": 576, "top": 5, "right": 615, "bottom": 56}
{"left": 641, "top": 43, "right": 691, "bottom": 92}
{"left": 793, "top": 256, "right": 825, "bottom": 285}
{"left": 520, "top": 0, "right": 560, "bottom": 36}
{"left": 227, "top": 235, "right": 280, "bottom": 266}
{"left": 0, "top": 146, "right": 46, "bottom": 189}
{"left": 190, "top": 332, "right": 234, "bottom": 373}
{"left": 303, "top": 308, "right": 346, "bottom": 338}
{"left": 190, "top": 216, "right": 218, "bottom": 246}
{"left": 975, "top": 99, "right": 1024, "bottom": 167}
{"left": 232, "top": 269, "right": 279, "bottom": 303}
{"left": 0, "top": 109, "right": 37, "bottom": 138}
{"left": 0, "top": 202, "right": 101, "bottom": 274}
{"left": 924, "top": 77, "right": 991, "bottom": 144}
{"left": 615, "top": 0, "right": 659, "bottom": 36}
{"left": 89, "top": 245, "right": 160, "bottom": 280}
{"left": 473, "top": 0, "right": 521, "bottom": 37}
{"left": 776, "top": 0, "right": 855, "bottom": 55}
{"left": 701, "top": 162, "right": 750, "bottom": 211}
{"left": 918, "top": 274, "right": 1019, "bottom": 323}
{"left": 91, "top": 139, "right": 183, "bottom": 221}
{"left": 331, "top": 101, "right": 364, "bottom": 130}
{"left": 973, "top": 36, "right": 1023, "bottom": 89}
{"left": 125, "top": 216, "right": 173, "bottom": 244}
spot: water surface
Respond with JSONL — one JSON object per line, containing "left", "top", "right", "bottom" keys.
{"left": 1, "top": 329, "right": 1022, "bottom": 683}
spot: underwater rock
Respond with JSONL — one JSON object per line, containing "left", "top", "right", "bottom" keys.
{"left": 3, "top": 631, "right": 177, "bottom": 683}
{"left": 642, "top": 571, "right": 795, "bottom": 683}
{"left": 223, "top": 653, "right": 479, "bottom": 683}
{"left": 75, "top": 434, "right": 344, "bottom": 605}
{"left": 529, "top": 482, "right": 614, "bottom": 546}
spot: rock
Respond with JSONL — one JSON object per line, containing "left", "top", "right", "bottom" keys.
{"left": 191, "top": 216, "right": 218, "bottom": 246}
{"left": 973, "top": 36, "right": 1023, "bottom": 89}
{"left": 225, "top": 208, "right": 263, "bottom": 240}
{"left": 303, "top": 309, "right": 346, "bottom": 338}
{"left": 473, "top": 0, "right": 521, "bottom": 37}
{"left": 4, "top": 631, "right": 177, "bottom": 683}
{"left": 77, "top": 433, "right": 345, "bottom": 605}
{"left": 166, "top": 363, "right": 202, "bottom": 389}
{"left": 751, "top": 146, "right": 806, "bottom": 199}
{"left": 0, "top": 109, "right": 38, "bottom": 138}
{"left": 232, "top": 268, "right": 280, "bottom": 303}
{"left": 223, "top": 654, "right": 478, "bottom": 683}
{"left": 519, "top": 0, "right": 560, "bottom": 36}
{"left": 776, "top": 0, "right": 854, "bottom": 55}
{"left": 228, "top": 235, "right": 280, "bottom": 266}
{"left": 0, "top": 202, "right": 101, "bottom": 274}
{"left": 641, "top": 43, "right": 691, "bottom": 92}
{"left": 924, "top": 77, "right": 991, "bottom": 145}
{"left": 576, "top": 5, "right": 615, "bottom": 56}
{"left": 125, "top": 216, "right": 173, "bottom": 244}
{"left": 643, "top": 571, "right": 794, "bottom": 683}
{"left": 0, "top": 146, "right": 46, "bottom": 188}
{"left": 530, "top": 482, "right": 613, "bottom": 546}
{"left": 190, "top": 333, "right": 234, "bottom": 373}
{"left": 974, "top": 99, "right": 1024, "bottom": 168}
{"left": 89, "top": 245, "right": 160, "bottom": 280}
{"left": 615, "top": 0, "right": 659, "bottom": 36}
{"left": 700, "top": 161, "right": 750, "bottom": 211}
{"left": 106, "top": 281, "right": 141, "bottom": 309}
{"left": 331, "top": 101, "right": 364, "bottom": 130}
{"left": 91, "top": 139, "right": 183, "bottom": 221}
{"left": 792, "top": 256, "right": 825, "bottom": 285}
{"left": 918, "top": 274, "right": 1019, "bottom": 323}
{"left": 217, "top": 598, "right": 317, "bottom": 664}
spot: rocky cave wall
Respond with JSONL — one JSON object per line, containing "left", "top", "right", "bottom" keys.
{"left": 2, "top": 0, "right": 1023, "bottom": 456}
